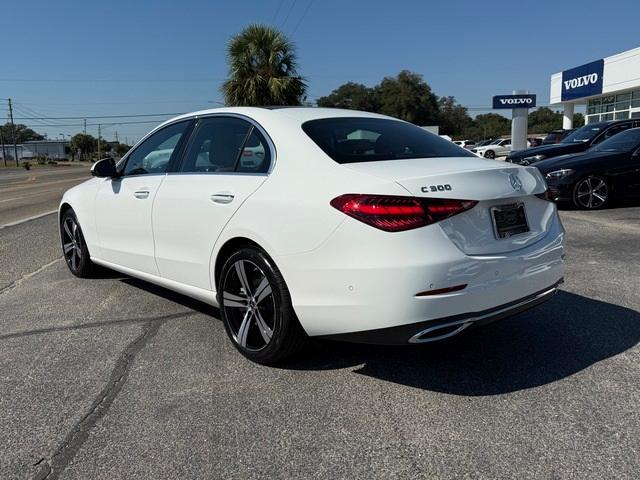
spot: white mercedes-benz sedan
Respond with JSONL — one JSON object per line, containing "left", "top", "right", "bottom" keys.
{"left": 59, "top": 107, "right": 565, "bottom": 364}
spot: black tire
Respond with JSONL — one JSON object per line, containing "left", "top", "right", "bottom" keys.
{"left": 572, "top": 175, "right": 609, "bottom": 210}
{"left": 60, "top": 209, "right": 98, "bottom": 278}
{"left": 218, "top": 247, "right": 307, "bottom": 364}
{"left": 484, "top": 150, "right": 495, "bottom": 159}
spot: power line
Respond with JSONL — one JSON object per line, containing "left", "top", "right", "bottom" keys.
{"left": 271, "top": 0, "right": 284, "bottom": 23}
{"left": 20, "top": 119, "right": 172, "bottom": 128}
{"left": 280, "top": 0, "right": 297, "bottom": 28}
{"left": 291, "top": 0, "right": 315, "bottom": 35}
{"left": 12, "top": 112, "right": 185, "bottom": 120}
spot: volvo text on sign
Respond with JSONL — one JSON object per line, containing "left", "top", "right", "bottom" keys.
{"left": 492, "top": 94, "right": 537, "bottom": 109}
{"left": 561, "top": 59, "right": 604, "bottom": 101}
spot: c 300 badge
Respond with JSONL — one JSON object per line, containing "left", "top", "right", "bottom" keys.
{"left": 421, "top": 184, "right": 452, "bottom": 193}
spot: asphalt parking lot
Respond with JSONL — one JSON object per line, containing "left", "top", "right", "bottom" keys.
{"left": 1, "top": 169, "right": 639, "bottom": 479}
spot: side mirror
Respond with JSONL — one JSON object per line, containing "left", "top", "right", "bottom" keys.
{"left": 91, "top": 157, "right": 118, "bottom": 178}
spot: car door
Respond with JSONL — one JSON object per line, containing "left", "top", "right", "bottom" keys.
{"left": 622, "top": 145, "right": 640, "bottom": 196}
{"left": 152, "top": 115, "right": 272, "bottom": 290}
{"left": 94, "top": 119, "right": 193, "bottom": 274}
{"left": 499, "top": 139, "right": 511, "bottom": 155}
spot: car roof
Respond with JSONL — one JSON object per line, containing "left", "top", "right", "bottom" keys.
{"left": 159, "top": 106, "right": 391, "bottom": 127}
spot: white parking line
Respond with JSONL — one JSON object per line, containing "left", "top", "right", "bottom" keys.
{"left": 0, "top": 210, "right": 58, "bottom": 230}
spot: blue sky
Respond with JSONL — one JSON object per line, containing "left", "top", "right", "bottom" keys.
{"left": 1, "top": 0, "right": 639, "bottom": 143}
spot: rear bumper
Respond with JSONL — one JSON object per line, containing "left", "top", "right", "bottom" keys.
{"left": 277, "top": 208, "right": 566, "bottom": 338}
{"left": 317, "top": 280, "right": 562, "bottom": 345}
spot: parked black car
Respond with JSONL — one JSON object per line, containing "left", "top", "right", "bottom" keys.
{"left": 506, "top": 119, "right": 640, "bottom": 165}
{"left": 535, "top": 127, "right": 640, "bottom": 209}
{"left": 542, "top": 129, "right": 574, "bottom": 145}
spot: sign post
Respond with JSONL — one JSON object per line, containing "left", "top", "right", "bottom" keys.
{"left": 492, "top": 92, "right": 536, "bottom": 152}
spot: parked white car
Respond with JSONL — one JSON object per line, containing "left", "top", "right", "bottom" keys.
{"left": 472, "top": 138, "right": 530, "bottom": 159}
{"left": 59, "top": 107, "right": 565, "bottom": 363}
{"left": 453, "top": 139, "right": 476, "bottom": 149}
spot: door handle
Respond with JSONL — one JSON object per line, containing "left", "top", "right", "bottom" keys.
{"left": 210, "top": 193, "right": 235, "bottom": 204}
{"left": 134, "top": 190, "right": 150, "bottom": 199}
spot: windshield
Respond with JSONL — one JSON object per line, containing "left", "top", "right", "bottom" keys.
{"left": 591, "top": 127, "right": 640, "bottom": 152}
{"left": 490, "top": 139, "right": 503, "bottom": 145}
{"left": 542, "top": 132, "right": 560, "bottom": 144}
{"left": 302, "top": 117, "right": 476, "bottom": 164}
{"left": 562, "top": 123, "right": 606, "bottom": 143}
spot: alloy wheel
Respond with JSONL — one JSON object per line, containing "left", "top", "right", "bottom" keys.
{"left": 575, "top": 176, "right": 608, "bottom": 209}
{"left": 62, "top": 216, "right": 83, "bottom": 270}
{"left": 222, "top": 260, "right": 276, "bottom": 351}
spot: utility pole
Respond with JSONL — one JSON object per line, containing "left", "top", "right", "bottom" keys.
{"left": 97, "top": 124, "right": 101, "bottom": 160}
{"left": 83, "top": 118, "right": 87, "bottom": 135}
{"left": 115, "top": 130, "right": 118, "bottom": 143}
{"left": 8, "top": 98, "right": 19, "bottom": 167}
{"left": 1, "top": 127, "right": 6, "bottom": 167}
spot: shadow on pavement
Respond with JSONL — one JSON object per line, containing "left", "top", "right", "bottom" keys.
{"left": 117, "top": 276, "right": 640, "bottom": 396}
{"left": 285, "top": 291, "right": 640, "bottom": 395}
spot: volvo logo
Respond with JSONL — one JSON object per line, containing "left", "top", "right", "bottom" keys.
{"left": 499, "top": 98, "right": 533, "bottom": 106}
{"left": 509, "top": 174, "right": 523, "bottom": 191}
{"left": 564, "top": 73, "right": 599, "bottom": 91}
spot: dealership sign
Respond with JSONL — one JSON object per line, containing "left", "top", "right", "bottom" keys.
{"left": 561, "top": 59, "right": 604, "bottom": 101}
{"left": 492, "top": 94, "right": 537, "bottom": 109}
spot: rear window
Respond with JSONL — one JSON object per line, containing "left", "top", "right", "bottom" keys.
{"left": 301, "top": 117, "right": 475, "bottom": 164}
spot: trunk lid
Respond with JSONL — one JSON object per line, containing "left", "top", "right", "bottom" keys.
{"left": 343, "top": 157, "right": 555, "bottom": 254}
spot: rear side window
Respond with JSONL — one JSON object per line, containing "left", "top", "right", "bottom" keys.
{"left": 179, "top": 117, "right": 272, "bottom": 174}
{"left": 180, "top": 117, "right": 251, "bottom": 173}
{"left": 302, "top": 117, "right": 475, "bottom": 164}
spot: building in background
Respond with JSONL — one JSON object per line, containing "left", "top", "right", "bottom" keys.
{"left": 0, "top": 140, "right": 69, "bottom": 161}
{"left": 550, "top": 46, "right": 640, "bottom": 128}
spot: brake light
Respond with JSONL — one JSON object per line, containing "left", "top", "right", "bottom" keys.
{"left": 330, "top": 194, "right": 478, "bottom": 232}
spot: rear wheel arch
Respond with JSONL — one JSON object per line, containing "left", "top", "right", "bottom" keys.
{"left": 214, "top": 237, "right": 268, "bottom": 293}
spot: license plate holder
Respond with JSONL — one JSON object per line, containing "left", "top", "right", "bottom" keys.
{"left": 491, "top": 202, "right": 529, "bottom": 239}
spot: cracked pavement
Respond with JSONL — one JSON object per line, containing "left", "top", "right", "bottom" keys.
{"left": 1, "top": 201, "right": 639, "bottom": 479}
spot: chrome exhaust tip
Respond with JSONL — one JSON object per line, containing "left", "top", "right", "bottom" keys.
{"left": 408, "top": 320, "right": 472, "bottom": 344}
{"left": 408, "top": 283, "right": 561, "bottom": 344}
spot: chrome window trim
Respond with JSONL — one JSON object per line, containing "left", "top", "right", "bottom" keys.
{"left": 176, "top": 112, "right": 277, "bottom": 176}
{"left": 117, "top": 112, "right": 277, "bottom": 178}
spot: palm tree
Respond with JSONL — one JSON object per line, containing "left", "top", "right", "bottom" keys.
{"left": 222, "top": 24, "right": 307, "bottom": 106}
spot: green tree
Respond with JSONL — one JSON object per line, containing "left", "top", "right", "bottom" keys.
{"left": 222, "top": 24, "right": 307, "bottom": 106}
{"left": 115, "top": 143, "right": 131, "bottom": 157}
{"left": 375, "top": 70, "right": 439, "bottom": 125}
{"left": 70, "top": 133, "right": 96, "bottom": 160}
{"left": 573, "top": 113, "right": 585, "bottom": 127}
{"left": 527, "top": 107, "right": 563, "bottom": 134}
{"left": 0, "top": 123, "right": 44, "bottom": 143}
{"left": 316, "top": 82, "right": 378, "bottom": 111}
{"left": 438, "top": 96, "right": 473, "bottom": 136}
{"left": 462, "top": 113, "right": 510, "bottom": 140}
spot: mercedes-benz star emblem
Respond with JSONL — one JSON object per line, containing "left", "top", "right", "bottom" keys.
{"left": 509, "top": 173, "right": 523, "bottom": 191}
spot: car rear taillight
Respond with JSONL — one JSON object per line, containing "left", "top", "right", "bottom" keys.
{"left": 330, "top": 194, "right": 478, "bottom": 232}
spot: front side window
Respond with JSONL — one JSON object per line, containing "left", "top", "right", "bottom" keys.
{"left": 591, "top": 127, "right": 640, "bottom": 153}
{"left": 122, "top": 121, "right": 191, "bottom": 176}
{"left": 179, "top": 117, "right": 272, "bottom": 174}
{"left": 302, "top": 117, "right": 475, "bottom": 164}
{"left": 596, "top": 123, "right": 632, "bottom": 143}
